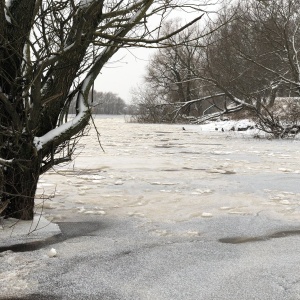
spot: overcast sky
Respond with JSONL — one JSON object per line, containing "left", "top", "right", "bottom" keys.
{"left": 94, "top": 47, "right": 155, "bottom": 104}
{"left": 93, "top": 2, "right": 218, "bottom": 104}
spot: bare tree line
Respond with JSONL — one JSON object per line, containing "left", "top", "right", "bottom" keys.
{"left": 132, "top": 0, "right": 300, "bottom": 138}
{"left": 68, "top": 90, "right": 127, "bottom": 115}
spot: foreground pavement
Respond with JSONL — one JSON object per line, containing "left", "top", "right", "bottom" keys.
{"left": 1, "top": 212, "right": 300, "bottom": 300}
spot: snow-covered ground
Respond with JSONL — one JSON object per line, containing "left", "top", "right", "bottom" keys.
{"left": 1, "top": 116, "right": 300, "bottom": 299}
{"left": 188, "top": 118, "right": 257, "bottom": 133}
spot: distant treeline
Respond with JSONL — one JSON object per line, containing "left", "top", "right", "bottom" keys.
{"left": 69, "top": 90, "right": 135, "bottom": 115}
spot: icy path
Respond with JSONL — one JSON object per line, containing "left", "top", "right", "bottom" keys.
{"left": 1, "top": 116, "right": 300, "bottom": 299}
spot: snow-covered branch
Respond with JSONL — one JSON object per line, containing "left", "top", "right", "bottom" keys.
{"left": 172, "top": 93, "right": 226, "bottom": 120}
{"left": 193, "top": 105, "right": 243, "bottom": 123}
{"left": 34, "top": 73, "right": 92, "bottom": 151}
{"left": 0, "top": 158, "right": 14, "bottom": 166}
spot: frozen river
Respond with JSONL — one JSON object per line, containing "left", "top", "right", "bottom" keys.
{"left": 38, "top": 116, "right": 300, "bottom": 223}
{"left": 1, "top": 116, "right": 300, "bottom": 299}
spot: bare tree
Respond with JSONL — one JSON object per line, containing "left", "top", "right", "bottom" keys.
{"left": 131, "top": 84, "right": 174, "bottom": 123}
{"left": 133, "top": 20, "right": 209, "bottom": 122}
{"left": 172, "top": 0, "right": 300, "bottom": 137}
{"left": 147, "top": 21, "right": 204, "bottom": 114}
{"left": 0, "top": 0, "right": 206, "bottom": 220}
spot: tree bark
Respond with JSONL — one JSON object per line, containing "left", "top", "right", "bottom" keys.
{"left": 2, "top": 144, "right": 41, "bottom": 220}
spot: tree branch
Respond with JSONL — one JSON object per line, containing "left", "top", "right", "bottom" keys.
{"left": 95, "top": 14, "right": 204, "bottom": 45}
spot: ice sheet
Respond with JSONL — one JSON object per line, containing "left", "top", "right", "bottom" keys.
{"left": 35, "top": 116, "right": 300, "bottom": 223}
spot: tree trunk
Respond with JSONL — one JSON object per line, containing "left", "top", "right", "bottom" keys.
{"left": 181, "top": 103, "right": 191, "bottom": 116}
{"left": 2, "top": 148, "right": 41, "bottom": 220}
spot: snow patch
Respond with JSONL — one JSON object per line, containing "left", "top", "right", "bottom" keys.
{"left": 77, "top": 174, "right": 105, "bottom": 180}
{"left": 47, "top": 248, "right": 57, "bottom": 258}
{"left": 201, "top": 212, "right": 213, "bottom": 218}
{"left": 114, "top": 180, "right": 124, "bottom": 185}
{"left": 4, "top": 0, "right": 12, "bottom": 23}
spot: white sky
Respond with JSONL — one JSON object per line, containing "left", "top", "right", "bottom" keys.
{"left": 93, "top": 2, "right": 220, "bottom": 104}
{"left": 94, "top": 47, "right": 155, "bottom": 104}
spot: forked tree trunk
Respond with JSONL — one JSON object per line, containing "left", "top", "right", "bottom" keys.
{"left": 2, "top": 146, "right": 41, "bottom": 220}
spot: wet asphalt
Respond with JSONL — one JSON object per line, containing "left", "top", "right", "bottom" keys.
{"left": 2, "top": 213, "right": 300, "bottom": 300}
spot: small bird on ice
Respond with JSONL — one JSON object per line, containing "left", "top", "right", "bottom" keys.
{"left": 182, "top": 127, "right": 186, "bottom": 131}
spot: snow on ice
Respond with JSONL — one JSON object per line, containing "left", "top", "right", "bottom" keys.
{"left": 29, "top": 115, "right": 300, "bottom": 223}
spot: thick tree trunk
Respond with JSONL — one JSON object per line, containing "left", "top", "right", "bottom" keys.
{"left": 2, "top": 148, "right": 41, "bottom": 220}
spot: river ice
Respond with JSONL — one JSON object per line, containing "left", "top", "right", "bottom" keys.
{"left": 1, "top": 116, "right": 300, "bottom": 299}
{"left": 36, "top": 116, "right": 300, "bottom": 223}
